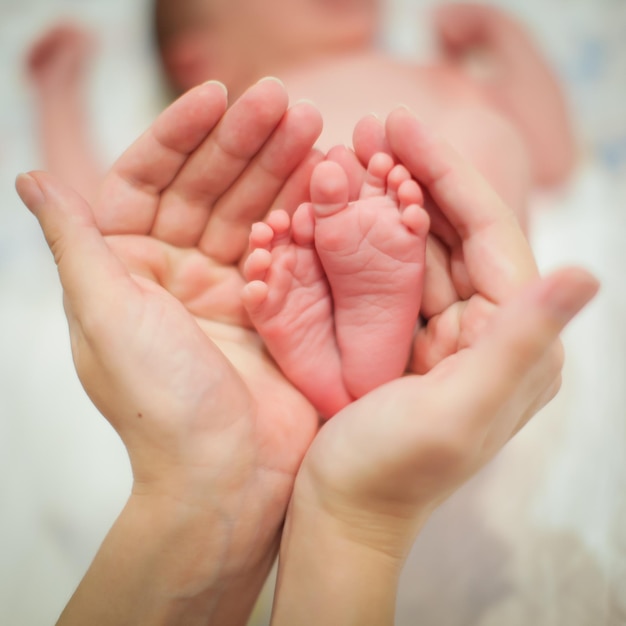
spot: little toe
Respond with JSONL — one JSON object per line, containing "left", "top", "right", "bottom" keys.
{"left": 359, "top": 152, "right": 395, "bottom": 199}
{"left": 310, "top": 161, "right": 350, "bottom": 217}
{"left": 242, "top": 279, "right": 270, "bottom": 311}
{"left": 401, "top": 203, "right": 430, "bottom": 237}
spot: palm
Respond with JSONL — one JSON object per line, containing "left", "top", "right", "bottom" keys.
{"left": 109, "top": 231, "right": 317, "bottom": 465}
{"left": 106, "top": 235, "right": 319, "bottom": 579}
{"left": 81, "top": 79, "right": 323, "bottom": 570}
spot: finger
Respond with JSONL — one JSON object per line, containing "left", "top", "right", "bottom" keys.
{"left": 381, "top": 266, "right": 598, "bottom": 469}
{"left": 198, "top": 99, "right": 323, "bottom": 263}
{"left": 452, "top": 267, "right": 599, "bottom": 440}
{"left": 353, "top": 114, "right": 390, "bottom": 166}
{"left": 386, "top": 107, "right": 518, "bottom": 239}
{"left": 95, "top": 80, "right": 229, "bottom": 235}
{"left": 271, "top": 149, "right": 325, "bottom": 215}
{"left": 16, "top": 172, "right": 137, "bottom": 318}
{"left": 386, "top": 107, "right": 537, "bottom": 301}
{"left": 411, "top": 295, "right": 497, "bottom": 375}
{"left": 236, "top": 149, "right": 325, "bottom": 273}
{"left": 152, "top": 77, "right": 291, "bottom": 247}
{"left": 420, "top": 234, "right": 461, "bottom": 319}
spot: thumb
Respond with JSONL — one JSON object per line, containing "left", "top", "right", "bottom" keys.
{"left": 474, "top": 266, "right": 599, "bottom": 379}
{"left": 394, "top": 267, "right": 599, "bottom": 463}
{"left": 15, "top": 171, "right": 134, "bottom": 317}
{"left": 460, "top": 266, "right": 599, "bottom": 438}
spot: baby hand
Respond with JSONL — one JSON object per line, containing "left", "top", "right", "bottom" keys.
{"left": 26, "top": 23, "right": 95, "bottom": 91}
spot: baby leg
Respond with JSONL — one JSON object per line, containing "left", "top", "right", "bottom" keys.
{"left": 312, "top": 154, "right": 429, "bottom": 398}
{"left": 243, "top": 209, "right": 352, "bottom": 418}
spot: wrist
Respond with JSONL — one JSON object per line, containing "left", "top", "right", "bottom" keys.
{"left": 123, "top": 493, "right": 231, "bottom": 599}
{"left": 57, "top": 492, "right": 273, "bottom": 626}
{"left": 123, "top": 491, "right": 278, "bottom": 623}
{"left": 291, "top": 460, "right": 430, "bottom": 564}
{"left": 271, "top": 486, "right": 406, "bottom": 626}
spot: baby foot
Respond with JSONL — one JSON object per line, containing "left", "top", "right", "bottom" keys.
{"left": 243, "top": 208, "right": 352, "bottom": 418}
{"left": 312, "top": 153, "right": 429, "bottom": 398}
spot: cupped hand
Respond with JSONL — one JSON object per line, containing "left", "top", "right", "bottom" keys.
{"left": 17, "top": 78, "right": 324, "bottom": 599}
{"left": 294, "top": 110, "right": 598, "bottom": 558}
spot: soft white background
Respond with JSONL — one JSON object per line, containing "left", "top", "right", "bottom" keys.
{"left": 0, "top": 1, "right": 624, "bottom": 624}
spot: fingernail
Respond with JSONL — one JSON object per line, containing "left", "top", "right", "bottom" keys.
{"left": 257, "top": 76, "right": 285, "bottom": 87}
{"left": 294, "top": 98, "right": 318, "bottom": 107}
{"left": 203, "top": 80, "right": 228, "bottom": 95}
{"left": 548, "top": 268, "right": 600, "bottom": 320}
{"left": 15, "top": 172, "right": 45, "bottom": 209}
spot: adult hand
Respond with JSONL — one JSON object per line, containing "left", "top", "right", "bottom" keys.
{"left": 288, "top": 109, "right": 598, "bottom": 574}
{"left": 17, "top": 78, "right": 323, "bottom": 625}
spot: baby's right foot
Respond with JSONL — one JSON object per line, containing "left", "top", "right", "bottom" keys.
{"left": 312, "top": 154, "right": 429, "bottom": 398}
{"left": 243, "top": 208, "right": 352, "bottom": 418}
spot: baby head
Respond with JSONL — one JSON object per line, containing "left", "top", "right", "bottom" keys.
{"left": 153, "top": 0, "right": 382, "bottom": 96}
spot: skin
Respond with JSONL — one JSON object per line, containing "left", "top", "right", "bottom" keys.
{"left": 165, "top": 0, "right": 381, "bottom": 96}
{"left": 26, "top": 24, "right": 101, "bottom": 202}
{"left": 15, "top": 78, "right": 597, "bottom": 626}
{"left": 271, "top": 111, "right": 598, "bottom": 625}
{"left": 18, "top": 78, "right": 325, "bottom": 625}
{"left": 169, "top": 0, "right": 571, "bottom": 188}
{"left": 243, "top": 153, "right": 429, "bottom": 415}
{"left": 26, "top": 2, "right": 573, "bottom": 230}
{"left": 434, "top": 3, "right": 576, "bottom": 184}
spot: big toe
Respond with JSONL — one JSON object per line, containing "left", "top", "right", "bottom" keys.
{"left": 310, "top": 161, "right": 350, "bottom": 217}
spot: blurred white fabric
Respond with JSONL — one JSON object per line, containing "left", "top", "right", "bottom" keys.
{"left": 0, "top": 1, "right": 624, "bottom": 624}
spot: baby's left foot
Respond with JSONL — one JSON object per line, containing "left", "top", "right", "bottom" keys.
{"left": 312, "top": 153, "right": 429, "bottom": 398}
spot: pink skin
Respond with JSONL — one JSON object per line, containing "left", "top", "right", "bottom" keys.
{"left": 26, "top": 23, "right": 95, "bottom": 92}
{"left": 313, "top": 153, "right": 429, "bottom": 398}
{"left": 434, "top": 3, "right": 575, "bottom": 184}
{"left": 243, "top": 208, "right": 350, "bottom": 418}
{"left": 171, "top": 0, "right": 381, "bottom": 96}
{"left": 243, "top": 153, "right": 429, "bottom": 417}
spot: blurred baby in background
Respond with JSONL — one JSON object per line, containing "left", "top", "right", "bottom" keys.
{"left": 27, "top": 0, "right": 575, "bottom": 225}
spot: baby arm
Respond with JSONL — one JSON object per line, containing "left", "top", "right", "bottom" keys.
{"left": 26, "top": 24, "right": 102, "bottom": 202}
{"left": 434, "top": 3, "right": 576, "bottom": 185}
